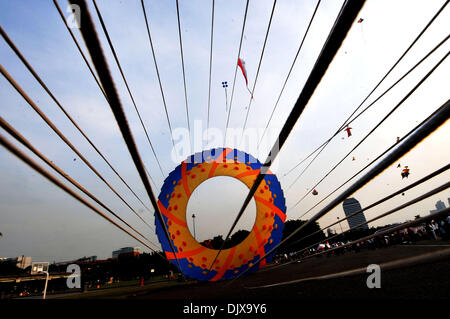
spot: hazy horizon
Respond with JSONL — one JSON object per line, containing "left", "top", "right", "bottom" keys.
{"left": 1, "top": 0, "right": 449, "bottom": 262}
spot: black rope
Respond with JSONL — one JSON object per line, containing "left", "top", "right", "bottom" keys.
{"left": 53, "top": 0, "right": 107, "bottom": 100}
{"left": 261, "top": 205, "right": 450, "bottom": 277}
{"left": 69, "top": 0, "right": 184, "bottom": 276}
{"left": 0, "top": 132, "right": 169, "bottom": 263}
{"left": 209, "top": 0, "right": 366, "bottom": 272}
{"left": 257, "top": 0, "right": 322, "bottom": 148}
{"left": 229, "top": 98, "right": 450, "bottom": 283}
{"left": 0, "top": 64, "right": 155, "bottom": 231}
{"left": 0, "top": 22, "right": 154, "bottom": 216}
{"left": 0, "top": 116, "right": 159, "bottom": 242}
{"left": 140, "top": 0, "right": 176, "bottom": 150}
{"left": 293, "top": 180, "right": 450, "bottom": 261}
{"left": 91, "top": 0, "right": 166, "bottom": 179}
{"left": 291, "top": 50, "right": 449, "bottom": 210}
{"left": 223, "top": 0, "right": 250, "bottom": 147}
{"left": 206, "top": 0, "right": 215, "bottom": 141}
{"left": 286, "top": 34, "right": 450, "bottom": 191}
{"left": 240, "top": 0, "right": 277, "bottom": 146}
{"left": 298, "top": 100, "right": 450, "bottom": 221}
{"left": 286, "top": 162, "right": 450, "bottom": 250}
{"left": 283, "top": 0, "right": 449, "bottom": 178}
{"left": 175, "top": 0, "right": 191, "bottom": 140}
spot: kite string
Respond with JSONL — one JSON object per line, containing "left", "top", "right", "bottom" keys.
{"left": 91, "top": 0, "right": 167, "bottom": 179}
{"left": 298, "top": 100, "right": 449, "bottom": 221}
{"left": 175, "top": 0, "right": 192, "bottom": 148}
{"left": 206, "top": 0, "right": 215, "bottom": 143}
{"left": 286, "top": 33, "right": 449, "bottom": 192}
{"left": 0, "top": 132, "right": 169, "bottom": 264}
{"left": 282, "top": 1, "right": 450, "bottom": 188}
{"left": 210, "top": 0, "right": 364, "bottom": 274}
{"left": 228, "top": 98, "right": 450, "bottom": 285}
{"left": 224, "top": 0, "right": 250, "bottom": 148}
{"left": 290, "top": 49, "right": 449, "bottom": 212}
{"left": 70, "top": 0, "right": 184, "bottom": 275}
{"left": 140, "top": 0, "right": 177, "bottom": 151}
{"left": 240, "top": 0, "right": 278, "bottom": 148}
{"left": 257, "top": 0, "right": 322, "bottom": 150}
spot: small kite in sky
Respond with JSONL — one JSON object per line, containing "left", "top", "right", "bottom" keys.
{"left": 312, "top": 189, "right": 318, "bottom": 195}
{"left": 397, "top": 163, "right": 401, "bottom": 168}
{"left": 401, "top": 166, "right": 410, "bottom": 179}
{"left": 358, "top": 18, "right": 364, "bottom": 23}
{"left": 238, "top": 58, "right": 253, "bottom": 98}
{"left": 344, "top": 126, "right": 352, "bottom": 137}
{"left": 238, "top": 58, "right": 248, "bottom": 85}
{"left": 352, "top": 156, "right": 356, "bottom": 161}
{"left": 222, "top": 81, "right": 228, "bottom": 111}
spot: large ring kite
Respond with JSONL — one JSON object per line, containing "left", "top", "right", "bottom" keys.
{"left": 154, "top": 148, "right": 286, "bottom": 281}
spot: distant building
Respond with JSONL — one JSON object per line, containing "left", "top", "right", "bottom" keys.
{"left": 430, "top": 200, "right": 446, "bottom": 215}
{"left": 77, "top": 256, "right": 97, "bottom": 263}
{"left": 17, "top": 256, "right": 32, "bottom": 269}
{"left": 112, "top": 247, "right": 140, "bottom": 259}
{"left": 436, "top": 200, "right": 446, "bottom": 211}
{"left": 342, "top": 198, "right": 368, "bottom": 230}
{"left": 326, "top": 228, "right": 335, "bottom": 237}
{"left": 8, "top": 256, "right": 32, "bottom": 269}
{"left": 53, "top": 255, "right": 97, "bottom": 266}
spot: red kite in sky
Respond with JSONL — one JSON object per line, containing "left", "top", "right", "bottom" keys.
{"left": 344, "top": 126, "right": 352, "bottom": 137}
{"left": 238, "top": 58, "right": 253, "bottom": 98}
{"left": 238, "top": 58, "right": 248, "bottom": 86}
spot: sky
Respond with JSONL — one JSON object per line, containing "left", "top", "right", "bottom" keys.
{"left": 0, "top": 0, "right": 449, "bottom": 262}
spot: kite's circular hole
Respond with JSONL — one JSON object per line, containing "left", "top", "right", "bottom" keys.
{"left": 186, "top": 176, "right": 257, "bottom": 249}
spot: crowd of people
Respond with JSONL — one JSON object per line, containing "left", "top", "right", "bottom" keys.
{"left": 274, "top": 214, "right": 450, "bottom": 264}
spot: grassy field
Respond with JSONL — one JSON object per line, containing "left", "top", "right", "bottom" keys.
{"left": 57, "top": 280, "right": 194, "bottom": 299}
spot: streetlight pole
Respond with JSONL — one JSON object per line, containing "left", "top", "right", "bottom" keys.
{"left": 42, "top": 271, "right": 49, "bottom": 299}
{"left": 192, "top": 213, "right": 196, "bottom": 240}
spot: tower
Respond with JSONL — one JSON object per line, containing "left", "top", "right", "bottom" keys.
{"left": 342, "top": 198, "right": 369, "bottom": 230}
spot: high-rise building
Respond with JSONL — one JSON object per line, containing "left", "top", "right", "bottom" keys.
{"left": 342, "top": 198, "right": 368, "bottom": 230}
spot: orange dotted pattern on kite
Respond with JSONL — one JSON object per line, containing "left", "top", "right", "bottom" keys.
{"left": 154, "top": 148, "right": 286, "bottom": 281}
